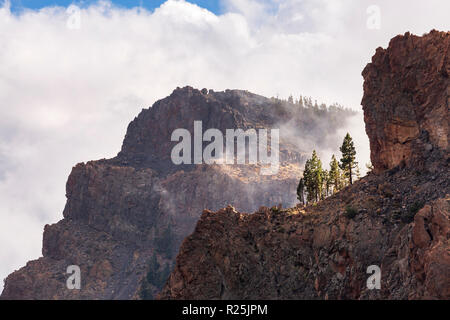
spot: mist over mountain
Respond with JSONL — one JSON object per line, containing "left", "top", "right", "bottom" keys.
{"left": 1, "top": 86, "right": 357, "bottom": 299}
{"left": 159, "top": 30, "right": 450, "bottom": 300}
{"left": 3, "top": 1, "right": 449, "bottom": 292}
{"left": 1, "top": 0, "right": 448, "bottom": 301}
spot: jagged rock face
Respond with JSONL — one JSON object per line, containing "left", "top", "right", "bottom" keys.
{"left": 117, "top": 87, "right": 347, "bottom": 173}
{"left": 118, "top": 88, "right": 280, "bottom": 173}
{"left": 159, "top": 31, "right": 450, "bottom": 300}
{"left": 159, "top": 170, "right": 449, "bottom": 300}
{"left": 362, "top": 30, "right": 449, "bottom": 174}
{"left": 1, "top": 87, "right": 354, "bottom": 299}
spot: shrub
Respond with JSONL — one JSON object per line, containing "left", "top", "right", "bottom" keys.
{"left": 270, "top": 206, "right": 280, "bottom": 213}
{"left": 402, "top": 201, "right": 425, "bottom": 223}
{"left": 409, "top": 201, "right": 425, "bottom": 214}
{"left": 140, "top": 256, "right": 173, "bottom": 299}
{"left": 344, "top": 205, "right": 358, "bottom": 219}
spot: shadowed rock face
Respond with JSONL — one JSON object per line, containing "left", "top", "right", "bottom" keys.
{"left": 159, "top": 31, "right": 450, "bottom": 300}
{"left": 159, "top": 189, "right": 449, "bottom": 300}
{"left": 1, "top": 86, "right": 355, "bottom": 299}
{"left": 362, "top": 30, "right": 449, "bottom": 174}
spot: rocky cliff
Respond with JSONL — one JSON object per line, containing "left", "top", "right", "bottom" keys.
{"left": 362, "top": 30, "right": 449, "bottom": 174}
{"left": 159, "top": 31, "right": 450, "bottom": 300}
{"left": 1, "top": 86, "right": 354, "bottom": 299}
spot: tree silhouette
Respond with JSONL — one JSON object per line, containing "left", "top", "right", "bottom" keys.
{"left": 339, "top": 133, "right": 357, "bottom": 185}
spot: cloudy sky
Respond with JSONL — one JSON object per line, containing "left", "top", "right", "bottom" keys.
{"left": 0, "top": 0, "right": 449, "bottom": 293}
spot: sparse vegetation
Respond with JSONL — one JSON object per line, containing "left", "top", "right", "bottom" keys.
{"left": 140, "top": 253, "right": 173, "bottom": 300}
{"left": 402, "top": 201, "right": 425, "bottom": 223}
{"left": 303, "top": 150, "right": 324, "bottom": 203}
{"left": 378, "top": 183, "right": 394, "bottom": 198}
{"left": 329, "top": 154, "right": 343, "bottom": 193}
{"left": 270, "top": 206, "right": 281, "bottom": 213}
{"left": 344, "top": 205, "right": 358, "bottom": 219}
{"left": 409, "top": 201, "right": 425, "bottom": 214}
{"left": 297, "top": 134, "right": 359, "bottom": 205}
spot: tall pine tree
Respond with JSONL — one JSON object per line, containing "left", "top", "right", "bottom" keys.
{"left": 329, "top": 154, "right": 341, "bottom": 192}
{"left": 303, "top": 150, "right": 323, "bottom": 203}
{"left": 323, "top": 169, "right": 330, "bottom": 198}
{"left": 339, "top": 133, "right": 357, "bottom": 185}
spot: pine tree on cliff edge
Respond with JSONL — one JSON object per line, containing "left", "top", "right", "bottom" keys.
{"left": 339, "top": 133, "right": 357, "bottom": 185}
{"left": 303, "top": 150, "right": 323, "bottom": 203}
{"left": 329, "top": 154, "right": 341, "bottom": 192}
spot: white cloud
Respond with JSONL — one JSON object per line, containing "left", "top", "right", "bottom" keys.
{"left": 0, "top": 0, "right": 449, "bottom": 293}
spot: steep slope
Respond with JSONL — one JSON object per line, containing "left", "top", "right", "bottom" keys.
{"left": 159, "top": 31, "right": 450, "bottom": 300}
{"left": 1, "top": 87, "right": 354, "bottom": 299}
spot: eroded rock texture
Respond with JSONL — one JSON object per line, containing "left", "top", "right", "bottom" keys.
{"left": 159, "top": 175, "right": 449, "bottom": 300}
{"left": 159, "top": 31, "right": 450, "bottom": 300}
{"left": 362, "top": 30, "right": 449, "bottom": 174}
{"left": 1, "top": 87, "right": 354, "bottom": 299}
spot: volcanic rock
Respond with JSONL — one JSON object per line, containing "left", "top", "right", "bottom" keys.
{"left": 159, "top": 31, "right": 450, "bottom": 300}
{"left": 362, "top": 30, "right": 449, "bottom": 174}
{"left": 1, "top": 86, "right": 354, "bottom": 299}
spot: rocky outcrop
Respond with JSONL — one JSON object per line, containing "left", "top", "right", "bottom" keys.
{"left": 159, "top": 172, "right": 449, "bottom": 300}
{"left": 159, "top": 31, "right": 450, "bottom": 300}
{"left": 1, "top": 87, "right": 354, "bottom": 299}
{"left": 362, "top": 30, "right": 449, "bottom": 174}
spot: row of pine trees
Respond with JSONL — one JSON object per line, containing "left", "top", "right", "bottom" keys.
{"left": 297, "top": 133, "right": 360, "bottom": 205}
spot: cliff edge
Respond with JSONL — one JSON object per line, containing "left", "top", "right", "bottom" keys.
{"left": 158, "top": 31, "right": 450, "bottom": 300}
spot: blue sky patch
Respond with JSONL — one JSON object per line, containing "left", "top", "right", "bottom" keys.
{"left": 4, "top": 0, "right": 223, "bottom": 14}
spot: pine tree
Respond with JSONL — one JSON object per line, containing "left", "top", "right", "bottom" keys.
{"left": 303, "top": 150, "right": 323, "bottom": 203}
{"left": 297, "top": 178, "right": 305, "bottom": 205}
{"left": 329, "top": 154, "right": 341, "bottom": 193}
{"left": 298, "top": 95, "right": 304, "bottom": 107}
{"left": 339, "top": 133, "right": 357, "bottom": 185}
{"left": 288, "top": 95, "right": 294, "bottom": 104}
{"left": 322, "top": 169, "right": 330, "bottom": 198}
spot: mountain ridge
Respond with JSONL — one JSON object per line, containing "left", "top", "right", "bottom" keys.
{"left": 158, "top": 30, "right": 450, "bottom": 300}
{"left": 1, "top": 85, "right": 355, "bottom": 299}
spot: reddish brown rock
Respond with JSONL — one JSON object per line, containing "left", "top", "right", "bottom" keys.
{"left": 1, "top": 87, "right": 354, "bottom": 299}
{"left": 362, "top": 30, "right": 449, "bottom": 174}
{"left": 159, "top": 176, "right": 449, "bottom": 300}
{"left": 158, "top": 31, "right": 450, "bottom": 300}
{"left": 410, "top": 199, "right": 450, "bottom": 299}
